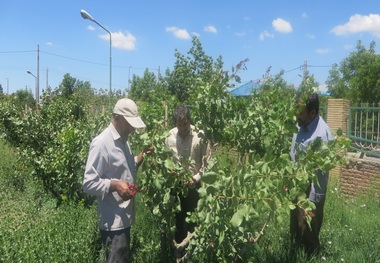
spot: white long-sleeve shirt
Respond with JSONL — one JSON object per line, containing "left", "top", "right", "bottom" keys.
{"left": 83, "top": 123, "right": 137, "bottom": 231}
{"left": 166, "top": 125, "right": 209, "bottom": 182}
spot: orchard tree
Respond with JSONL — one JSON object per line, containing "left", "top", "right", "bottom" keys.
{"left": 325, "top": 63, "right": 347, "bottom": 98}
{"left": 137, "top": 66, "right": 349, "bottom": 261}
{"left": 13, "top": 89, "right": 35, "bottom": 110}
{"left": 47, "top": 73, "right": 112, "bottom": 114}
{"left": 327, "top": 40, "right": 380, "bottom": 104}
{"left": 0, "top": 74, "right": 109, "bottom": 204}
{"left": 135, "top": 42, "right": 349, "bottom": 261}
{"left": 128, "top": 68, "right": 171, "bottom": 104}
{"left": 165, "top": 36, "right": 225, "bottom": 103}
{"left": 55, "top": 73, "right": 95, "bottom": 102}
{"left": 127, "top": 68, "right": 175, "bottom": 130}
{"left": 298, "top": 69, "right": 319, "bottom": 94}
{"left": 58, "top": 73, "right": 78, "bottom": 98}
{"left": 259, "top": 69, "right": 294, "bottom": 91}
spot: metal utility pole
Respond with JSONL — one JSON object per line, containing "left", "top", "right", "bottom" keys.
{"left": 303, "top": 60, "right": 308, "bottom": 76}
{"left": 46, "top": 68, "right": 49, "bottom": 92}
{"left": 37, "top": 45, "right": 40, "bottom": 105}
{"left": 4, "top": 78, "right": 9, "bottom": 94}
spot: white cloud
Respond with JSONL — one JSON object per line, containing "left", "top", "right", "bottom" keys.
{"left": 87, "top": 25, "right": 95, "bottom": 31}
{"left": 204, "top": 25, "right": 217, "bottom": 33}
{"left": 165, "top": 26, "right": 191, "bottom": 39}
{"left": 301, "top": 12, "right": 309, "bottom": 19}
{"left": 272, "top": 18, "right": 293, "bottom": 33}
{"left": 306, "top": 33, "right": 315, "bottom": 39}
{"left": 259, "top": 30, "right": 274, "bottom": 41}
{"left": 315, "top": 48, "right": 331, "bottom": 54}
{"left": 46, "top": 42, "right": 53, "bottom": 46}
{"left": 244, "top": 16, "right": 251, "bottom": 21}
{"left": 101, "top": 31, "right": 136, "bottom": 50}
{"left": 331, "top": 14, "right": 380, "bottom": 37}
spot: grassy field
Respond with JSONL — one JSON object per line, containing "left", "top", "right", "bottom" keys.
{"left": 0, "top": 139, "right": 379, "bottom": 263}
{"left": 248, "top": 177, "right": 380, "bottom": 263}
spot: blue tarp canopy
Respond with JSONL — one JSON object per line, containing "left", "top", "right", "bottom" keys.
{"left": 229, "top": 81, "right": 260, "bottom": 96}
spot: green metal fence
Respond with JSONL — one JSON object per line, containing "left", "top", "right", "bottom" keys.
{"left": 349, "top": 104, "right": 380, "bottom": 157}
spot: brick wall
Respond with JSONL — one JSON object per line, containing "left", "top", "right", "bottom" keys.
{"left": 340, "top": 154, "right": 380, "bottom": 196}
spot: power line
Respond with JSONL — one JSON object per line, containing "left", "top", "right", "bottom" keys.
{"left": 0, "top": 50, "right": 35, "bottom": 54}
{"left": 1, "top": 48, "right": 163, "bottom": 90}
{"left": 41, "top": 50, "right": 108, "bottom": 67}
{"left": 284, "top": 66, "right": 302, "bottom": 74}
{"left": 40, "top": 50, "right": 160, "bottom": 70}
{"left": 1, "top": 48, "right": 161, "bottom": 71}
{"left": 308, "top": 65, "right": 333, "bottom": 68}
{"left": 240, "top": 62, "right": 334, "bottom": 84}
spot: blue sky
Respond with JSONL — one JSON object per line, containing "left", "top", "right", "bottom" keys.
{"left": 1, "top": 1, "right": 380, "bottom": 96}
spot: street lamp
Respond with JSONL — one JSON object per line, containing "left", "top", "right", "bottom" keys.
{"left": 27, "top": 70, "right": 38, "bottom": 107}
{"left": 80, "top": 9, "right": 112, "bottom": 109}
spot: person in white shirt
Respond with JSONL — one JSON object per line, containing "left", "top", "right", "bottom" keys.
{"left": 165, "top": 104, "right": 210, "bottom": 259}
{"left": 83, "top": 98, "right": 151, "bottom": 262}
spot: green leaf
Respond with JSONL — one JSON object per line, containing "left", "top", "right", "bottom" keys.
{"left": 163, "top": 190, "right": 170, "bottom": 204}
{"left": 164, "top": 158, "right": 175, "bottom": 170}
{"left": 198, "top": 187, "right": 207, "bottom": 197}
{"left": 153, "top": 206, "right": 160, "bottom": 215}
{"left": 202, "top": 171, "right": 218, "bottom": 184}
{"left": 206, "top": 185, "right": 219, "bottom": 195}
{"left": 218, "top": 229, "right": 225, "bottom": 244}
{"left": 230, "top": 208, "right": 245, "bottom": 228}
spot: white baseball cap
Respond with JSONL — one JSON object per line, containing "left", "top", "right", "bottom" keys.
{"left": 113, "top": 98, "right": 146, "bottom": 129}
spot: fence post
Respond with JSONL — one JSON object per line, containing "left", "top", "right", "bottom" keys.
{"left": 327, "top": 98, "right": 350, "bottom": 178}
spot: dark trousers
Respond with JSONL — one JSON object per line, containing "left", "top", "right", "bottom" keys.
{"left": 290, "top": 197, "right": 326, "bottom": 255}
{"left": 175, "top": 187, "right": 199, "bottom": 243}
{"left": 100, "top": 227, "right": 131, "bottom": 263}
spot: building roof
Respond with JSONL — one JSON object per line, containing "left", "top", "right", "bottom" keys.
{"left": 229, "top": 80, "right": 260, "bottom": 97}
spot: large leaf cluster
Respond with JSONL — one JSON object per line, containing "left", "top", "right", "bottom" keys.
{"left": 137, "top": 123, "right": 194, "bottom": 240}
{"left": 0, "top": 93, "right": 109, "bottom": 203}
{"left": 135, "top": 72, "right": 349, "bottom": 261}
{"left": 327, "top": 40, "right": 380, "bottom": 104}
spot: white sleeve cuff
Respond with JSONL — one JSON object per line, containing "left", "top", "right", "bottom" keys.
{"left": 193, "top": 173, "right": 201, "bottom": 182}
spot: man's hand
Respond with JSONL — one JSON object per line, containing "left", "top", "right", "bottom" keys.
{"left": 143, "top": 146, "right": 154, "bottom": 155}
{"left": 111, "top": 180, "right": 136, "bottom": 201}
{"left": 187, "top": 178, "right": 197, "bottom": 189}
{"left": 137, "top": 146, "right": 155, "bottom": 167}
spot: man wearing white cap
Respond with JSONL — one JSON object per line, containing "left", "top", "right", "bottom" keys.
{"left": 83, "top": 98, "right": 150, "bottom": 262}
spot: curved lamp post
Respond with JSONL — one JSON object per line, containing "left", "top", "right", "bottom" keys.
{"left": 27, "top": 70, "right": 38, "bottom": 107}
{"left": 80, "top": 9, "right": 112, "bottom": 108}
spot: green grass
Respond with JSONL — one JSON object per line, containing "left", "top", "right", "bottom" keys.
{"left": 245, "top": 178, "right": 380, "bottom": 263}
{"left": 320, "top": 183, "right": 380, "bottom": 263}
{"left": 1, "top": 139, "right": 380, "bottom": 263}
{"left": 0, "top": 140, "right": 101, "bottom": 263}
